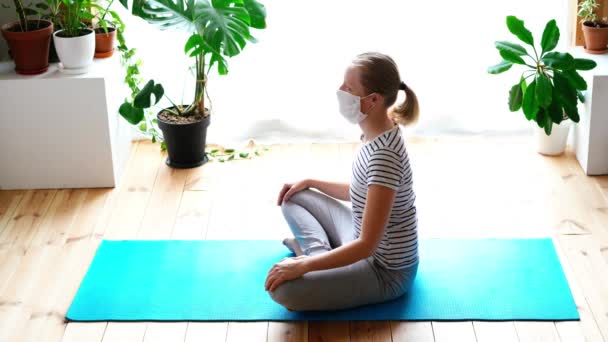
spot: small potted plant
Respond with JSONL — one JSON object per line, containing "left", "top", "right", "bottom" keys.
{"left": 579, "top": 0, "right": 608, "bottom": 54}
{"left": 1, "top": 0, "right": 54, "bottom": 74}
{"left": 90, "top": 0, "right": 121, "bottom": 58}
{"left": 53, "top": 0, "right": 96, "bottom": 73}
{"left": 118, "top": 0, "right": 267, "bottom": 168}
{"left": 36, "top": 0, "right": 63, "bottom": 63}
{"left": 489, "top": 16, "right": 597, "bottom": 155}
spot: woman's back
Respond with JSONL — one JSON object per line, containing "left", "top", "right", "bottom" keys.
{"left": 350, "top": 125, "right": 418, "bottom": 270}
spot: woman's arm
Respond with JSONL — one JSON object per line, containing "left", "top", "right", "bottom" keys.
{"left": 302, "top": 184, "right": 395, "bottom": 271}
{"left": 266, "top": 184, "right": 396, "bottom": 291}
{"left": 307, "top": 179, "right": 351, "bottom": 202}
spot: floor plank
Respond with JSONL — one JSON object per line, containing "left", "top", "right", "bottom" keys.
{"left": 143, "top": 323, "right": 187, "bottom": 342}
{"left": 225, "top": 322, "right": 268, "bottom": 342}
{"left": 558, "top": 235, "right": 608, "bottom": 341}
{"left": 184, "top": 322, "right": 228, "bottom": 342}
{"left": 61, "top": 322, "right": 107, "bottom": 342}
{"left": 350, "top": 321, "right": 391, "bottom": 342}
{"left": 514, "top": 322, "right": 560, "bottom": 342}
{"left": 0, "top": 190, "right": 57, "bottom": 249}
{"left": 308, "top": 321, "right": 350, "bottom": 342}
{"left": 432, "top": 322, "right": 477, "bottom": 342}
{"left": 0, "top": 190, "right": 25, "bottom": 238}
{"left": 102, "top": 322, "right": 147, "bottom": 342}
{"left": 473, "top": 322, "right": 519, "bottom": 342}
{"left": 390, "top": 322, "right": 435, "bottom": 342}
{"left": 267, "top": 322, "right": 308, "bottom": 342}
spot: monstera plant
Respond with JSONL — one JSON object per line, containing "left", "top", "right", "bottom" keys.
{"left": 118, "top": 0, "right": 266, "bottom": 168}
{"left": 488, "top": 16, "right": 597, "bottom": 155}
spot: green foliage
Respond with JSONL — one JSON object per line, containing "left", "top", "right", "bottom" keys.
{"left": 119, "top": 0, "right": 266, "bottom": 117}
{"left": 59, "top": 0, "right": 94, "bottom": 37}
{"left": 489, "top": 16, "right": 597, "bottom": 135}
{"left": 578, "top": 0, "right": 599, "bottom": 23}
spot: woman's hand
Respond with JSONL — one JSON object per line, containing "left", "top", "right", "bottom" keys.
{"left": 277, "top": 180, "right": 311, "bottom": 205}
{"left": 265, "top": 255, "right": 309, "bottom": 292}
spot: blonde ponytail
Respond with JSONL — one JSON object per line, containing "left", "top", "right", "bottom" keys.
{"left": 389, "top": 83, "right": 420, "bottom": 126}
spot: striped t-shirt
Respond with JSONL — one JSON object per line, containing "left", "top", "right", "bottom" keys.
{"left": 350, "top": 125, "right": 418, "bottom": 270}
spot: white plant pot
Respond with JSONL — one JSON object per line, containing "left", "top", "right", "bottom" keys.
{"left": 534, "top": 120, "right": 572, "bottom": 156}
{"left": 53, "top": 29, "right": 95, "bottom": 73}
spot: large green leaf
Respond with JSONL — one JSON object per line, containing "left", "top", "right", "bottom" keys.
{"left": 196, "top": 0, "right": 253, "bottom": 57}
{"left": 535, "top": 74, "right": 552, "bottom": 109}
{"left": 553, "top": 72, "right": 577, "bottom": 108}
{"left": 563, "top": 101, "right": 580, "bottom": 122}
{"left": 564, "top": 70, "right": 587, "bottom": 90}
{"left": 544, "top": 111, "right": 553, "bottom": 135}
{"left": 508, "top": 83, "right": 523, "bottom": 112}
{"left": 541, "top": 52, "right": 574, "bottom": 70}
{"left": 573, "top": 58, "right": 597, "bottom": 70}
{"left": 500, "top": 50, "right": 526, "bottom": 65}
{"left": 540, "top": 19, "right": 559, "bottom": 55}
{"left": 209, "top": 53, "right": 228, "bottom": 74}
{"left": 119, "top": 102, "right": 145, "bottom": 125}
{"left": 506, "top": 16, "right": 534, "bottom": 46}
{"left": 548, "top": 87, "right": 564, "bottom": 124}
{"left": 495, "top": 41, "right": 528, "bottom": 56}
{"left": 522, "top": 79, "right": 539, "bottom": 120}
{"left": 134, "top": 80, "right": 164, "bottom": 108}
{"left": 131, "top": 0, "right": 198, "bottom": 32}
{"left": 243, "top": 0, "right": 266, "bottom": 29}
{"left": 554, "top": 72, "right": 579, "bottom": 122}
{"left": 128, "top": 0, "right": 265, "bottom": 59}
{"left": 487, "top": 60, "right": 513, "bottom": 74}
{"left": 535, "top": 108, "right": 546, "bottom": 128}
{"left": 185, "top": 33, "right": 218, "bottom": 57}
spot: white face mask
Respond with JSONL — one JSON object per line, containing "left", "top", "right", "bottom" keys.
{"left": 336, "top": 90, "right": 376, "bottom": 124}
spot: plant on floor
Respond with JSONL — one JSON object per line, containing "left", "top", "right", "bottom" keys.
{"left": 118, "top": 0, "right": 266, "bottom": 118}
{"left": 116, "top": 0, "right": 267, "bottom": 167}
{"left": 488, "top": 16, "right": 598, "bottom": 135}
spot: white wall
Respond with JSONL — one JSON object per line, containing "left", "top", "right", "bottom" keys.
{"left": 2, "top": 0, "right": 572, "bottom": 145}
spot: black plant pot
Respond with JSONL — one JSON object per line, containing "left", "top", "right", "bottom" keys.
{"left": 157, "top": 110, "right": 211, "bottom": 169}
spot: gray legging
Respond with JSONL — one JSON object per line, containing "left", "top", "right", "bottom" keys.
{"left": 269, "top": 189, "right": 418, "bottom": 311}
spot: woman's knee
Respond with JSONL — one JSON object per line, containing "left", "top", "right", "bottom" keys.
{"left": 269, "top": 283, "right": 301, "bottom": 311}
{"left": 280, "top": 190, "right": 316, "bottom": 215}
{"left": 291, "top": 189, "right": 328, "bottom": 206}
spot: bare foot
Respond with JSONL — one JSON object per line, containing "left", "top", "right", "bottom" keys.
{"left": 282, "top": 237, "right": 304, "bottom": 256}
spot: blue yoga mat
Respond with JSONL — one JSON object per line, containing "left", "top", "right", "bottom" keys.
{"left": 66, "top": 239, "right": 579, "bottom": 321}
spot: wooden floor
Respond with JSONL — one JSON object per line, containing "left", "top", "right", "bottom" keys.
{"left": 1, "top": 136, "right": 607, "bottom": 342}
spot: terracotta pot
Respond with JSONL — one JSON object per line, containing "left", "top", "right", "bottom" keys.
{"left": 1, "top": 20, "right": 53, "bottom": 75}
{"left": 94, "top": 27, "right": 116, "bottom": 58}
{"left": 582, "top": 21, "right": 608, "bottom": 54}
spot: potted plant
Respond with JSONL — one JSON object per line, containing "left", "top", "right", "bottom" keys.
{"left": 488, "top": 16, "right": 597, "bottom": 155}
{"left": 53, "top": 0, "right": 96, "bottom": 73}
{"left": 118, "top": 0, "right": 267, "bottom": 168}
{"left": 1, "top": 0, "right": 53, "bottom": 74}
{"left": 579, "top": 0, "right": 608, "bottom": 54}
{"left": 90, "top": 0, "right": 121, "bottom": 58}
{"left": 32, "top": 0, "right": 63, "bottom": 63}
